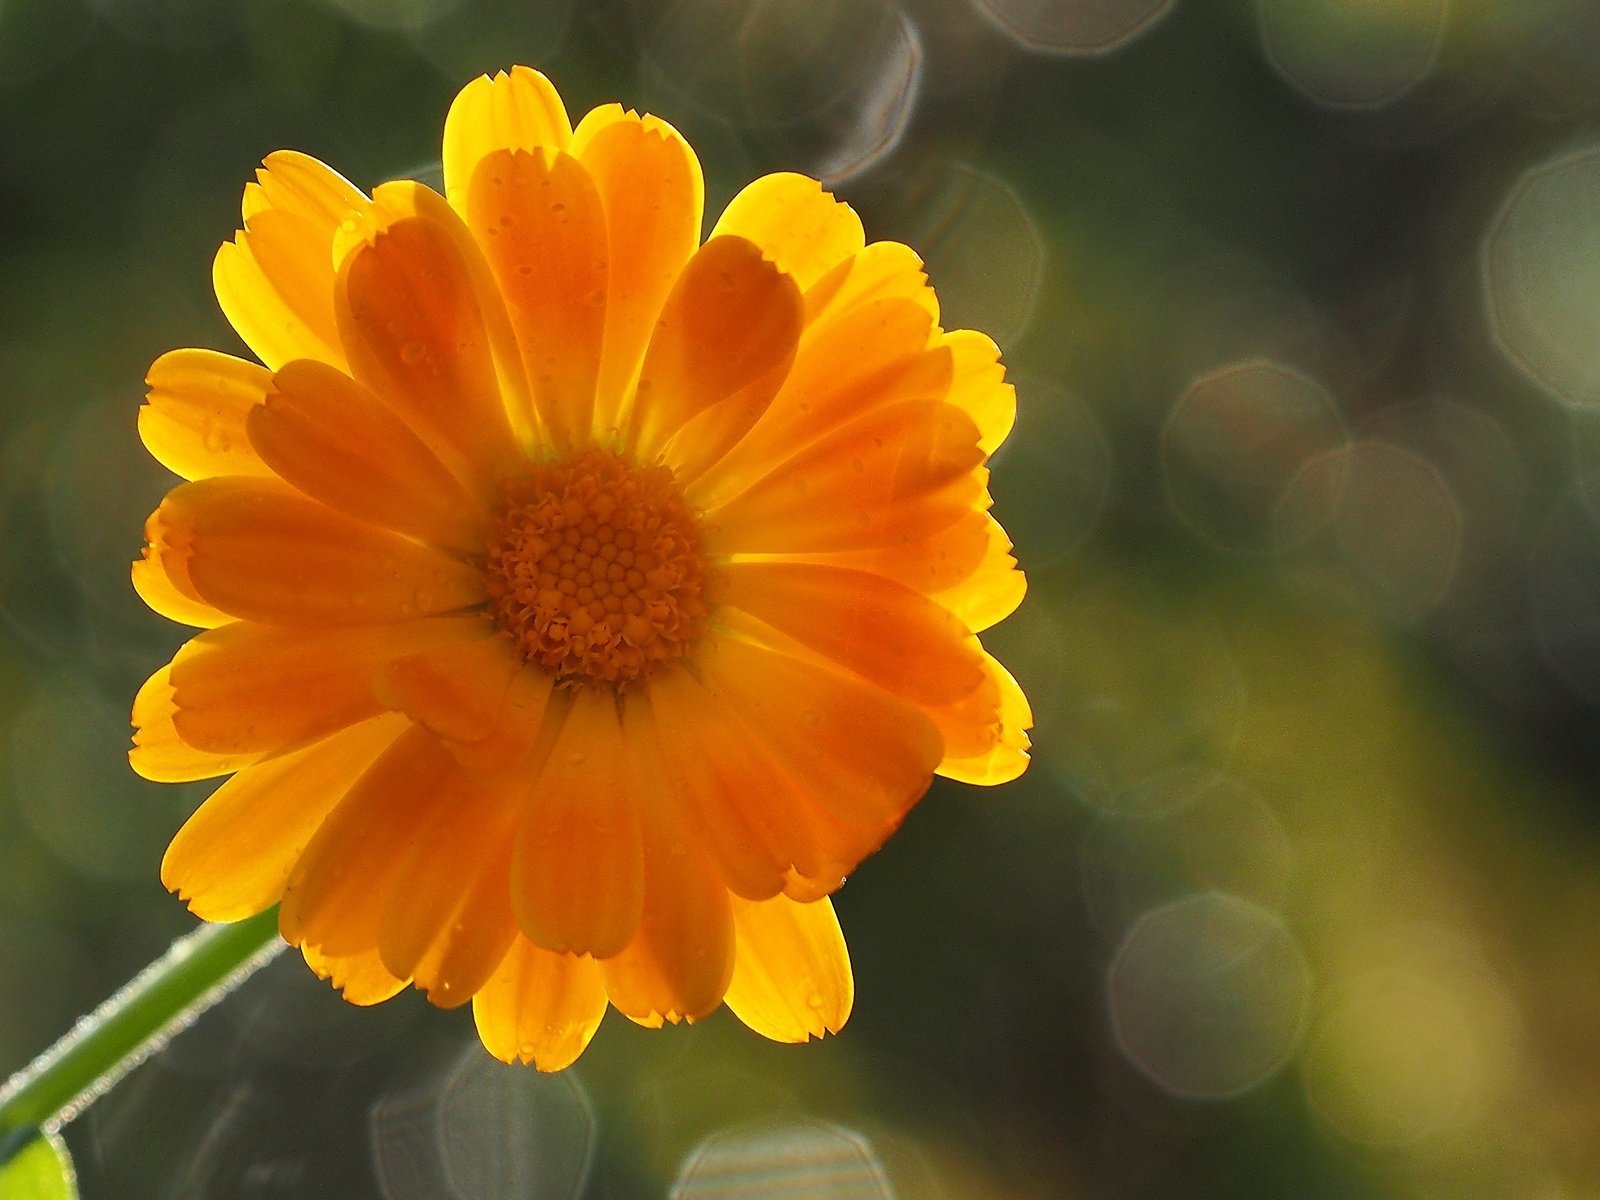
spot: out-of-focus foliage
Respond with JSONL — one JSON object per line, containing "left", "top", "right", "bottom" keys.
{"left": 5, "top": 0, "right": 1600, "bottom": 1196}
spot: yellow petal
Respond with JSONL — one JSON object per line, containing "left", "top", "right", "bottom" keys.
{"left": 935, "top": 650, "right": 1032, "bottom": 785}
{"left": 473, "top": 939, "right": 607, "bottom": 1071}
{"left": 147, "top": 477, "right": 485, "bottom": 626}
{"left": 214, "top": 152, "right": 367, "bottom": 370}
{"left": 569, "top": 105, "right": 704, "bottom": 434}
{"left": 130, "top": 663, "right": 263, "bottom": 783}
{"left": 630, "top": 235, "right": 803, "bottom": 480}
{"left": 462, "top": 147, "right": 608, "bottom": 452}
{"left": 140, "top": 349, "right": 274, "bottom": 480}
{"left": 711, "top": 172, "right": 864, "bottom": 292}
{"left": 132, "top": 551, "right": 228, "bottom": 629}
{"left": 161, "top": 712, "right": 409, "bottom": 921}
{"left": 725, "top": 894, "right": 853, "bottom": 1043}
{"left": 249, "top": 360, "right": 491, "bottom": 553}
{"left": 301, "top": 942, "right": 409, "bottom": 1006}
{"left": 443, "top": 66, "right": 572, "bottom": 212}
{"left": 934, "top": 518, "right": 1026, "bottom": 633}
{"left": 943, "top": 328, "right": 1016, "bottom": 456}
{"left": 510, "top": 688, "right": 644, "bottom": 958}
{"left": 802, "top": 239, "right": 937, "bottom": 331}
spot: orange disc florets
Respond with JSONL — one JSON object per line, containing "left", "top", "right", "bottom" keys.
{"left": 486, "top": 447, "right": 709, "bottom": 685}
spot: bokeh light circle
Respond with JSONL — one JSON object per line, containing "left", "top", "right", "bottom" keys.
{"left": 1162, "top": 359, "right": 1348, "bottom": 554}
{"left": 970, "top": 0, "right": 1176, "bottom": 56}
{"left": 1482, "top": 144, "right": 1600, "bottom": 407}
{"left": 671, "top": 1118, "right": 894, "bottom": 1200}
{"left": 1109, "top": 892, "right": 1311, "bottom": 1099}
{"left": 1257, "top": 0, "right": 1447, "bottom": 110}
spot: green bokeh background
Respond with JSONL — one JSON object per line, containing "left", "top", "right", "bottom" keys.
{"left": 5, "top": 0, "right": 1600, "bottom": 1196}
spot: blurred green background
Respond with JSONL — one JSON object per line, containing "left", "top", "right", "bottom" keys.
{"left": 5, "top": 0, "right": 1600, "bottom": 1196}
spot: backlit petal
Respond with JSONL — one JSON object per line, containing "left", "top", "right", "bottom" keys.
{"left": 703, "top": 400, "right": 986, "bottom": 555}
{"left": 511, "top": 688, "right": 644, "bottom": 957}
{"left": 943, "top": 329, "right": 1016, "bottom": 455}
{"left": 301, "top": 942, "right": 408, "bottom": 1006}
{"left": 443, "top": 66, "right": 572, "bottom": 211}
{"left": 334, "top": 182, "right": 524, "bottom": 493}
{"left": 725, "top": 894, "right": 852, "bottom": 1043}
{"left": 132, "top": 551, "right": 229, "bottom": 629}
{"left": 632, "top": 236, "right": 803, "bottom": 479}
{"left": 147, "top": 477, "right": 485, "bottom": 626}
{"left": 936, "top": 651, "right": 1032, "bottom": 784}
{"left": 694, "top": 632, "right": 941, "bottom": 835}
{"left": 166, "top": 617, "right": 485, "bottom": 757}
{"left": 600, "top": 697, "right": 734, "bottom": 1024}
{"left": 473, "top": 939, "right": 607, "bottom": 1070}
{"left": 463, "top": 148, "right": 608, "bottom": 451}
{"left": 140, "top": 350, "right": 273, "bottom": 480}
{"left": 711, "top": 172, "right": 864, "bottom": 292}
{"left": 718, "top": 561, "right": 986, "bottom": 705}
{"left": 802, "top": 239, "right": 937, "bottom": 331}
{"left": 279, "top": 725, "right": 457, "bottom": 957}
{"left": 161, "top": 712, "right": 409, "bottom": 921}
{"left": 130, "top": 663, "right": 264, "bottom": 783}
{"left": 214, "top": 152, "right": 367, "bottom": 370}
{"left": 380, "top": 770, "right": 520, "bottom": 1008}
{"left": 249, "top": 360, "right": 491, "bottom": 553}
{"left": 570, "top": 105, "right": 704, "bottom": 434}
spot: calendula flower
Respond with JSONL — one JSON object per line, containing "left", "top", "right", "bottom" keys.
{"left": 131, "top": 66, "right": 1031, "bottom": 1070}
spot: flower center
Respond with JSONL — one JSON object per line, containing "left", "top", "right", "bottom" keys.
{"left": 485, "top": 447, "right": 709, "bottom": 686}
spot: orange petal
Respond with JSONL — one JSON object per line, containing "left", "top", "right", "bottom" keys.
{"left": 802, "top": 239, "right": 937, "bottom": 331}
{"left": 249, "top": 360, "right": 491, "bottom": 553}
{"left": 694, "top": 632, "right": 941, "bottom": 837}
{"left": 510, "top": 688, "right": 644, "bottom": 957}
{"left": 935, "top": 650, "right": 1032, "bottom": 785}
{"left": 161, "top": 712, "right": 409, "bottom": 921}
{"left": 443, "top": 66, "right": 572, "bottom": 211}
{"left": 374, "top": 633, "right": 555, "bottom": 780}
{"left": 301, "top": 942, "right": 408, "bottom": 1006}
{"left": 643, "top": 667, "right": 813, "bottom": 900}
{"left": 600, "top": 698, "right": 734, "bottom": 1024}
{"left": 569, "top": 104, "right": 704, "bottom": 434}
{"left": 717, "top": 562, "right": 986, "bottom": 706}
{"left": 148, "top": 477, "right": 485, "bottom": 626}
{"left": 165, "top": 617, "right": 486, "bottom": 757}
{"left": 943, "top": 329, "right": 1016, "bottom": 456}
{"left": 631, "top": 236, "right": 803, "bottom": 481}
{"left": 379, "top": 772, "right": 520, "bottom": 1009}
{"left": 779, "top": 509, "right": 1000, "bottom": 601}
{"left": 130, "top": 664, "right": 263, "bottom": 783}
{"left": 334, "top": 183, "right": 524, "bottom": 495}
{"left": 691, "top": 296, "right": 945, "bottom": 508}
{"left": 473, "top": 938, "right": 607, "bottom": 1070}
{"left": 279, "top": 725, "right": 457, "bottom": 957}
{"left": 214, "top": 151, "right": 367, "bottom": 370}
{"left": 703, "top": 400, "right": 986, "bottom": 555}
{"left": 463, "top": 148, "right": 608, "bottom": 451}
{"left": 710, "top": 172, "right": 864, "bottom": 292}
{"left": 724, "top": 894, "right": 853, "bottom": 1043}
{"left": 140, "top": 350, "right": 274, "bottom": 480}
{"left": 132, "top": 551, "right": 228, "bottom": 629}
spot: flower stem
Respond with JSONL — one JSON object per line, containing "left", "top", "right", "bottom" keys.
{"left": 0, "top": 909, "right": 283, "bottom": 1161}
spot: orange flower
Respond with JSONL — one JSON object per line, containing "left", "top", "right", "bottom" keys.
{"left": 131, "top": 67, "right": 1031, "bottom": 1070}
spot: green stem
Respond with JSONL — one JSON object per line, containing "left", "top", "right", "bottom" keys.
{"left": 0, "top": 908, "right": 283, "bottom": 1159}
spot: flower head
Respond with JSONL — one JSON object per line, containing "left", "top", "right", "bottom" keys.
{"left": 132, "top": 67, "right": 1031, "bottom": 1069}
